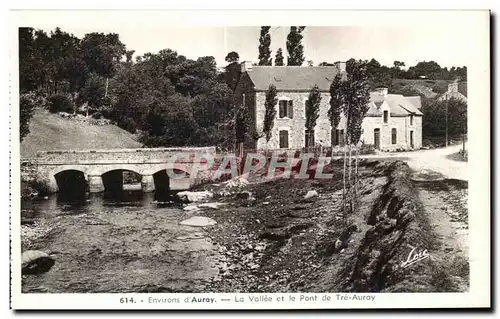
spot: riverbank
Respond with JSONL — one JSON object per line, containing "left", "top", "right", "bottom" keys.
{"left": 20, "top": 159, "right": 468, "bottom": 293}
{"left": 197, "top": 160, "right": 468, "bottom": 292}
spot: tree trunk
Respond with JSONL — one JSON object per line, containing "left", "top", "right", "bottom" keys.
{"left": 342, "top": 143, "right": 347, "bottom": 223}
{"left": 105, "top": 77, "right": 109, "bottom": 98}
{"left": 355, "top": 144, "right": 359, "bottom": 197}
{"left": 348, "top": 144, "right": 352, "bottom": 190}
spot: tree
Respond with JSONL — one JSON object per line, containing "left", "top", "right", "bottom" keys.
{"left": 305, "top": 84, "right": 321, "bottom": 149}
{"left": 345, "top": 60, "right": 371, "bottom": 192}
{"left": 225, "top": 51, "right": 240, "bottom": 63}
{"left": 286, "top": 26, "right": 306, "bottom": 66}
{"left": 328, "top": 73, "right": 345, "bottom": 220}
{"left": 20, "top": 93, "right": 37, "bottom": 142}
{"left": 275, "top": 48, "right": 284, "bottom": 66}
{"left": 328, "top": 59, "right": 371, "bottom": 220}
{"left": 224, "top": 51, "right": 241, "bottom": 91}
{"left": 258, "top": 26, "right": 272, "bottom": 66}
{"left": 80, "top": 32, "right": 126, "bottom": 97}
{"left": 263, "top": 84, "right": 278, "bottom": 145}
{"left": 235, "top": 103, "right": 250, "bottom": 160}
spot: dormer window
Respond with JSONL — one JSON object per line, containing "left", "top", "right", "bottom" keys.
{"left": 278, "top": 99, "right": 293, "bottom": 119}
{"left": 383, "top": 110, "right": 389, "bottom": 123}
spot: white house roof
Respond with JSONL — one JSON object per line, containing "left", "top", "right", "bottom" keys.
{"left": 367, "top": 93, "right": 423, "bottom": 117}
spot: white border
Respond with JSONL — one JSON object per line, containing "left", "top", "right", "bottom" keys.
{"left": 7, "top": 8, "right": 491, "bottom": 311}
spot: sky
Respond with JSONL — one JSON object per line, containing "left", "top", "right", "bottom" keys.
{"left": 38, "top": 25, "right": 469, "bottom": 69}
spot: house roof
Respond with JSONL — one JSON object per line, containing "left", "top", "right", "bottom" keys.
{"left": 245, "top": 66, "right": 340, "bottom": 91}
{"left": 406, "top": 96, "right": 422, "bottom": 109}
{"left": 366, "top": 94, "right": 423, "bottom": 117}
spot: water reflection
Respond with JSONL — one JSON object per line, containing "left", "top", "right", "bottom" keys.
{"left": 22, "top": 189, "right": 182, "bottom": 220}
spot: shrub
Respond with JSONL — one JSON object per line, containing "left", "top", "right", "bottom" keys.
{"left": 91, "top": 112, "right": 103, "bottom": 119}
{"left": 20, "top": 92, "right": 38, "bottom": 141}
{"left": 48, "top": 93, "right": 73, "bottom": 113}
{"left": 29, "top": 179, "right": 52, "bottom": 197}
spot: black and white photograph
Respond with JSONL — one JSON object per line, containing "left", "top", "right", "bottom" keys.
{"left": 9, "top": 9, "right": 490, "bottom": 310}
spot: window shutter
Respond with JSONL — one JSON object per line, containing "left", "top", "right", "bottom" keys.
{"left": 288, "top": 100, "right": 293, "bottom": 118}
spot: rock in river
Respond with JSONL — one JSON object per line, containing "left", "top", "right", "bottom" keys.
{"left": 21, "top": 250, "right": 55, "bottom": 275}
{"left": 304, "top": 190, "right": 318, "bottom": 199}
{"left": 176, "top": 191, "right": 213, "bottom": 203}
{"left": 180, "top": 216, "right": 217, "bottom": 227}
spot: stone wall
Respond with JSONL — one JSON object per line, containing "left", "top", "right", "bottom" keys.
{"left": 254, "top": 91, "right": 338, "bottom": 149}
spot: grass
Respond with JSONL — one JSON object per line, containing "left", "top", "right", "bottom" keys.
{"left": 21, "top": 108, "right": 142, "bottom": 158}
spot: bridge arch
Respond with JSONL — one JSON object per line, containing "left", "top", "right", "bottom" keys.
{"left": 101, "top": 169, "right": 143, "bottom": 193}
{"left": 54, "top": 169, "right": 88, "bottom": 199}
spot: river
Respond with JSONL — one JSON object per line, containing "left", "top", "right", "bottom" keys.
{"left": 21, "top": 191, "right": 222, "bottom": 293}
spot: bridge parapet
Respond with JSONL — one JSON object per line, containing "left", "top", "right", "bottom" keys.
{"left": 31, "top": 147, "right": 216, "bottom": 165}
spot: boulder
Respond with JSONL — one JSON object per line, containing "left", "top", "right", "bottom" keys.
{"left": 180, "top": 216, "right": 217, "bottom": 227}
{"left": 198, "top": 202, "right": 226, "bottom": 209}
{"left": 176, "top": 191, "right": 213, "bottom": 203}
{"left": 183, "top": 205, "right": 200, "bottom": 212}
{"left": 21, "top": 250, "right": 55, "bottom": 275}
{"left": 304, "top": 190, "right": 319, "bottom": 199}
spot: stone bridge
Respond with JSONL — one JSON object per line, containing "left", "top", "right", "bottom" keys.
{"left": 21, "top": 147, "right": 217, "bottom": 194}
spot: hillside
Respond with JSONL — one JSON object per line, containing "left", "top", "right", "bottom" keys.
{"left": 21, "top": 109, "right": 142, "bottom": 158}
{"left": 391, "top": 79, "right": 467, "bottom": 98}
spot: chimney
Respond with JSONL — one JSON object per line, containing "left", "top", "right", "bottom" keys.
{"left": 448, "top": 79, "right": 459, "bottom": 93}
{"left": 241, "top": 61, "right": 253, "bottom": 73}
{"left": 334, "top": 61, "right": 346, "bottom": 73}
{"left": 374, "top": 87, "right": 388, "bottom": 96}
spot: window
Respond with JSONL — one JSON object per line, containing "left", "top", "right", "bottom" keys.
{"left": 305, "top": 130, "right": 315, "bottom": 148}
{"left": 392, "top": 128, "right": 397, "bottom": 144}
{"left": 278, "top": 99, "right": 293, "bottom": 118}
{"left": 410, "top": 114, "right": 414, "bottom": 126}
{"left": 339, "top": 129, "right": 345, "bottom": 146}
{"left": 279, "top": 130, "right": 289, "bottom": 148}
{"left": 383, "top": 110, "right": 389, "bottom": 123}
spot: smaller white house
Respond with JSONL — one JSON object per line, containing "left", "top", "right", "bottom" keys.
{"left": 333, "top": 88, "right": 423, "bottom": 151}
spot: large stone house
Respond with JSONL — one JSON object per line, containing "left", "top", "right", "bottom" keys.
{"left": 235, "top": 61, "right": 423, "bottom": 151}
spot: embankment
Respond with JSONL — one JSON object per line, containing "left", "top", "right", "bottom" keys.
{"left": 334, "top": 161, "right": 466, "bottom": 292}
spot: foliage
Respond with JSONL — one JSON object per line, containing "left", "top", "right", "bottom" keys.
{"left": 263, "top": 84, "right": 278, "bottom": 142}
{"left": 345, "top": 59, "right": 371, "bottom": 145}
{"left": 20, "top": 93, "right": 37, "bottom": 141}
{"left": 305, "top": 84, "right": 321, "bottom": 147}
{"left": 235, "top": 103, "right": 250, "bottom": 144}
{"left": 274, "top": 48, "right": 284, "bottom": 66}
{"left": 328, "top": 73, "right": 343, "bottom": 130}
{"left": 421, "top": 97, "right": 467, "bottom": 139}
{"left": 225, "top": 51, "right": 240, "bottom": 63}
{"left": 286, "top": 26, "right": 306, "bottom": 66}
{"left": 305, "top": 84, "right": 321, "bottom": 131}
{"left": 48, "top": 93, "right": 74, "bottom": 113}
{"left": 258, "top": 26, "right": 272, "bottom": 66}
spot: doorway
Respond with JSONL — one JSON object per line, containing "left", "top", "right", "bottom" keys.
{"left": 374, "top": 128, "right": 380, "bottom": 149}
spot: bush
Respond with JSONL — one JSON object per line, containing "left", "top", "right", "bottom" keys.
{"left": 29, "top": 180, "right": 52, "bottom": 196}
{"left": 91, "top": 112, "right": 103, "bottom": 119}
{"left": 48, "top": 93, "right": 73, "bottom": 113}
{"left": 20, "top": 92, "right": 38, "bottom": 141}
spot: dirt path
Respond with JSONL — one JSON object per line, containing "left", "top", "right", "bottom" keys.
{"left": 414, "top": 178, "right": 469, "bottom": 291}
